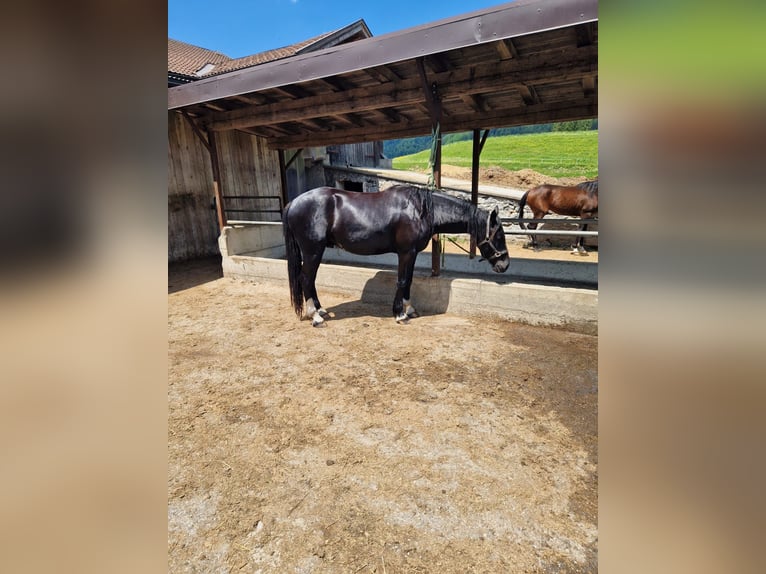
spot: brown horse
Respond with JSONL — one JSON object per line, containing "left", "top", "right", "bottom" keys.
{"left": 517, "top": 178, "right": 598, "bottom": 252}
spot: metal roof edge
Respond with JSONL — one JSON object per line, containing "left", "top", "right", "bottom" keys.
{"left": 296, "top": 18, "right": 373, "bottom": 54}
{"left": 169, "top": 0, "right": 597, "bottom": 110}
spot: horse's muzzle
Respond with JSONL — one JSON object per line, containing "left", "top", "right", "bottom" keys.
{"left": 493, "top": 257, "right": 510, "bottom": 273}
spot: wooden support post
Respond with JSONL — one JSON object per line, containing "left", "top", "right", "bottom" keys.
{"left": 431, "top": 132, "right": 442, "bottom": 276}
{"left": 181, "top": 110, "right": 211, "bottom": 153}
{"left": 416, "top": 57, "right": 444, "bottom": 277}
{"left": 469, "top": 129, "right": 489, "bottom": 258}
{"left": 278, "top": 149, "right": 288, "bottom": 211}
{"left": 278, "top": 148, "right": 303, "bottom": 209}
{"left": 207, "top": 130, "right": 226, "bottom": 231}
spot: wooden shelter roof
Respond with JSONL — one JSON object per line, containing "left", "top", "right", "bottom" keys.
{"left": 168, "top": 0, "right": 597, "bottom": 149}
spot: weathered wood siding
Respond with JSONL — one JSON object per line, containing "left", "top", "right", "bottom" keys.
{"left": 168, "top": 111, "right": 219, "bottom": 261}
{"left": 284, "top": 147, "right": 327, "bottom": 202}
{"left": 216, "top": 130, "right": 282, "bottom": 222}
{"left": 168, "top": 111, "right": 284, "bottom": 261}
{"left": 327, "top": 141, "right": 383, "bottom": 168}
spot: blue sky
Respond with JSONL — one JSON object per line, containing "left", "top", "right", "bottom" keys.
{"left": 168, "top": 0, "right": 514, "bottom": 57}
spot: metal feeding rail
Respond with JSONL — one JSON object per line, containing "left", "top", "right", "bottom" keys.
{"left": 219, "top": 195, "right": 283, "bottom": 221}
{"left": 501, "top": 217, "right": 599, "bottom": 237}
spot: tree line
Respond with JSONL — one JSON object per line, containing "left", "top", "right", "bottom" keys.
{"left": 382, "top": 119, "right": 597, "bottom": 159}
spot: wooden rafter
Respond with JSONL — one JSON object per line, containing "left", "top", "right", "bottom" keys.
{"left": 203, "top": 46, "right": 596, "bottom": 132}
{"left": 495, "top": 38, "right": 519, "bottom": 60}
{"left": 267, "top": 99, "right": 596, "bottom": 148}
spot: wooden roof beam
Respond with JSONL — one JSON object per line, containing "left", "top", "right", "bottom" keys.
{"left": 268, "top": 99, "right": 597, "bottom": 148}
{"left": 582, "top": 75, "right": 596, "bottom": 97}
{"left": 575, "top": 22, "right": 595, "bottom": 47}
{"left": 364, "top": 65, "right": 402, "bottom": 84}
{"left": 318, "top": 77, "right": 353, "bottom": 92}
{"left": 329, "top": 113, "right": 365, "bottom": 127}
{"left": 378, "top": 107, "right": 409, "bottom": 123}
{"left": 232, "top": 94, "right": 270, "bottom": 105}
{"left": 461, "top": 94, "right": 488, "bottom": 113}
{"left": 517, "top": 84, "right": 540, "bottom": 106}
{"left": 270, "top": 85, "right": 313, "bottom": 99}
{"left": 203, "top": 46, "right": 596, "bottom": 131}
{"left": 425, "top": 53, "right": 452, "bottom": 74}
{"left": 495, "top": 38, "right": 519, "bottom": 60}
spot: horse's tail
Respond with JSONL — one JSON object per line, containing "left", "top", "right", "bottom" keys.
{"left": 517, "top": 190, "right": 529, "bottom": 231}
{"left": 282, "top": 204, "right": 304, "bottom": 318}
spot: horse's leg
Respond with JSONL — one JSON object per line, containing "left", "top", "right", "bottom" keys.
{"left": 401, "top": 253, "right": 420, "bottom": 320}
{"left": 393, "top": 250, "right": 417, "bottom": 324}
{"left": 573, "top": 211, "right": 594, "bottom": 255}
{"left": 299, "top": 247, "right": 329, "bottom": 327}
{"left": 574, "top": 222, "right": 589, "bottom": 255}
{"left": 528, "top": 209, "right": 545, "bottom": 249}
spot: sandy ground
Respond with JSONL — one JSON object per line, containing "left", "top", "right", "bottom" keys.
{"left": 430, "top": 234, "right": 598, "bottom": 263}
{"left": 436, "top": 165, "right": 589, "bottom": 191}
{"left": 168, "top": 258, "right": 597, "bottom": 573}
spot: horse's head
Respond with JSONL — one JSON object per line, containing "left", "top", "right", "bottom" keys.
{"left": 478, "top": 207, "right": 510, "bottom": 273}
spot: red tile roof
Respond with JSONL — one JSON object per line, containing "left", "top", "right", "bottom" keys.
{"left": 168, "top": 39, "right": 230, "bottom": 79}
{"left": 169, "top": 22, "right": 367, "bottom": 82}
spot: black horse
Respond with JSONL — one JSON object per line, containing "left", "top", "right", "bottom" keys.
{"left": 282, "top": 184, "right": 510, "bottom": 326}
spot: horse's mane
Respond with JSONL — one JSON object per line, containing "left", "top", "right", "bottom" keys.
{"left": 577, "top": 178, "right": 599, "bottom": 195}
{"left": 466, "top": 202, "right": 481, "bottom": 239}
{"left": 430, "top": 190, "right": 484, "bottom": 239}
{"left": 407, "top": 186, "right": 435, "bottom": 234}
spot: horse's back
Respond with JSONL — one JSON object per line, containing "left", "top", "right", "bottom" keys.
{"left": 285, "top": 185, "right": 426, "bottom": 255}
{"left": 526, "top": 183, "right": 596, "bottom": 217}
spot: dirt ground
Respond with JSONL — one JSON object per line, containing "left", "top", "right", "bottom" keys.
{"left": 437, "top": 165, "right": 589, "bottom": 190}
{"left": 431, "top": 234, "right": 598, "bottom": 264}
{"left": 168, "top": 257, "right": 597, "bottom": 573}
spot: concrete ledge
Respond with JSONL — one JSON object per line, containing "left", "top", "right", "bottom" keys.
{"left": 223, "top": 255, "right": 597, "bottom": 335}
{"left": 218, "top": 223, "right": 283, "bottom": 258}
{"left": 219, "top": 222, "right": 597, "bottom": 287}
{"left": 321, "top": 247, "right": 597, "bottom": 287}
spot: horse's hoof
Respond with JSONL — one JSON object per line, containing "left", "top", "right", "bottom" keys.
{"left": 395, "top": 314, "right": 410, "bottom": 324}
{"left": 318, "top": 308, "right": 330, "bottom": 318}
{"left": 404, "top": 305, "right": 419, "bottom": 318}
{"left": 312, "top": 320, "right": 326, "bottom": 328}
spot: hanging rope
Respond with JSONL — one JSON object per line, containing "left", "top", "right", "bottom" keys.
{"left": 446, "top": 236, "right": 471, "bottom": 255}
{"left": 426, "top": 122, "right": 440, "bottom": 191}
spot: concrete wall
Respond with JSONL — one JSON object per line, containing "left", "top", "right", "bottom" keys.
{"left": 218, "top": 223, "right": 284, "bottom": 259}
{"left": 218, "top": 222, "right": 597, "bottom": 334}
{"left": 222, "top": 255, "right": 597, "bottom": 335}
{"left": 220, "top": 222, "right": 597, "bottom": 287}
{"left": 324, "top": 166, "right": 381, "bottom": 193}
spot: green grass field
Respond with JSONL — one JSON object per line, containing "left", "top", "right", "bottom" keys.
{"left": 392, "top": 131, "right": 598, "bottom": 179}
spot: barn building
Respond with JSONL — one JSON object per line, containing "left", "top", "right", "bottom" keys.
{"left": 168, "top": 19, "right": 387, "bottom": 261}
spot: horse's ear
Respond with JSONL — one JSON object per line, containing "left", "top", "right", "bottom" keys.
{"left": 491, "top": 206, "right": 499, "bottom": 221}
